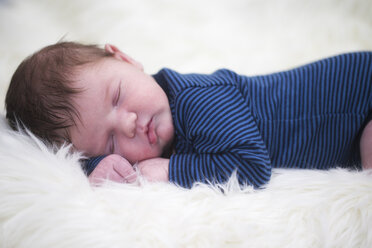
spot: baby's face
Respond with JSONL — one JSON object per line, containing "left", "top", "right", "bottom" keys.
{"left": 69, "top": 57, "right": 174, "bottom": 164}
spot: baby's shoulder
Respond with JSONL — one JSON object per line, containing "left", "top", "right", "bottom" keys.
{"left": 157, "top": 68, "right": 239, "bottom": 91}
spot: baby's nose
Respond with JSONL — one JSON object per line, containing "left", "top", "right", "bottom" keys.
{"left": 120, "top": 111, "right": 137, "bottom": 138}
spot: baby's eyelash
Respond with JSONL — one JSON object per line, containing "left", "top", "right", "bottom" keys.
{"left": 114, "top": 82, "right": 122, "bottom": 106}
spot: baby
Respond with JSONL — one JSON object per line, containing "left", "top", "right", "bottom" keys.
{"left": 5, "top": 42, "right": 372, "bottom": 188}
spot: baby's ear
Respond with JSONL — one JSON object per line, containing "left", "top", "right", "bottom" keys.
{"left": 104, "top": 44, "right": 144, "bottom": 71}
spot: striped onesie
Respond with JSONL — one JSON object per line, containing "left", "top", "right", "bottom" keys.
{"left": 84, "top": 52, "right": 372, "bottom": 188}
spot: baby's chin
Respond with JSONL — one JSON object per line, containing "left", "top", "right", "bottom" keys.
{"left": 126, "top": 148, "right": 164, "bottom": 164}
{"left": 117, "top": 136, "right": 174, "bottom": 164}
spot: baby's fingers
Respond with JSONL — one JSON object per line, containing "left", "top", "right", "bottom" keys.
{"left": 107, "top": 170, "right": 128, "bottom": 183}
{"left": 88, "top": 154, "right": 137, "bottom": 185}
{"left": 113, "top": 159, "right": 137, "bottom": 183}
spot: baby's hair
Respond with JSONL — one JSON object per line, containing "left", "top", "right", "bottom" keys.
{"left": 5, "top": 41, "right": 113, "bottom": 144}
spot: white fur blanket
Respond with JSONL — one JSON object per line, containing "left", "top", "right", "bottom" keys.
{"left": 1, "top": 0, "right": 372, "bottom": 247}
{"left": 1, "top": 117, "right": 372, "bottom": 247}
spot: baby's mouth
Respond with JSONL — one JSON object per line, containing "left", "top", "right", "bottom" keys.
{"left": 146, "top": 117, "right": 157, "bottom": 145}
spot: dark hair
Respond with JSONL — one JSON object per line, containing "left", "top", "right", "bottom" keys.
{"left": 5, "top": 41, "right": 113, "bottom": 144}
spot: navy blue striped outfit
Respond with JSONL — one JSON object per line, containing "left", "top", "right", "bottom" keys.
{"left": 83, "top": 52, "right": 372, "bottom": 188}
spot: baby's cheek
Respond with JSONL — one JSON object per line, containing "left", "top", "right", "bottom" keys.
{"left": 159, "top": 122, "right": 174, "bottom": 145}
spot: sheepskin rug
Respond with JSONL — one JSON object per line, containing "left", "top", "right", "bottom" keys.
{"left": 0, "top": 0, "right": 372, "bottom": 247}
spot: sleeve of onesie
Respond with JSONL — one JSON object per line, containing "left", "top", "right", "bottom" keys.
{"left": 168, "top": 85, "right": 272, "bottom": 189}
{"left": 81, "top": 155, "right": 107, "bottom": 176}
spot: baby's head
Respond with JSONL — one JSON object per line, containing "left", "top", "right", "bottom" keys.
{"left": 6, "top": 42, "right": 174, "bottom": 163}
{"left": 5, "top": 42, "right": 113, "bottom": 143}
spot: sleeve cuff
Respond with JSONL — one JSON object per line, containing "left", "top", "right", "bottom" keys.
{"left": 81, "top": 155, "right": 107, "bottom": 176}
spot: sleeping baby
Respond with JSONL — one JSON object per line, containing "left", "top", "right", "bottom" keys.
{"left": 5, "top": 42, "right": 372, "bottom": 188}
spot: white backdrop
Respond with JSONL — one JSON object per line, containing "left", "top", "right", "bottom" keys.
{"left": 0, "top": 1, "right": 372, "bottom": 247}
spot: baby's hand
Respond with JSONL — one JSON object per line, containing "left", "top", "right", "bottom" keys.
{"left": 136, "top": 158, "right": 169, "bottom": 182}
{"left": 88, "top": 154, "right": 137, "bottom": 185}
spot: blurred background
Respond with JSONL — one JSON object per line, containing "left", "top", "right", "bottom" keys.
{"left": 0, "top": 0, "right": 371, "bottom": 112}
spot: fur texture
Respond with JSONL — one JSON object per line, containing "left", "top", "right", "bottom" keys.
{"left": 0, "top": 117, "right": 371, "bottom": 247}
{"left": 0, "top": 0, "right": 372, "bottom": 247}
